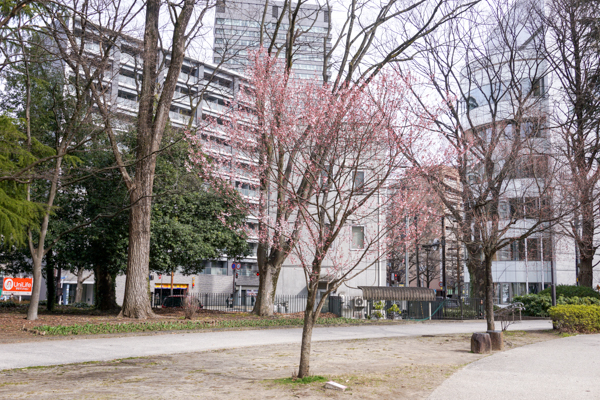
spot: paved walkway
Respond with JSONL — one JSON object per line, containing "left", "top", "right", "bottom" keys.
{"left": 428, "top": 333, "right": 600, "bottom": 400}
{"left": 0, "top": 320, "right": 551, "bottom": 370}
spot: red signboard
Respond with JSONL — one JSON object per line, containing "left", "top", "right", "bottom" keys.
{"left": 2, "top": 277, "right": 33, "bottom": 296}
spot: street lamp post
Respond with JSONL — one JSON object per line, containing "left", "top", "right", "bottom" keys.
{"left": 421, "top": 241, "right": 440, "bottom": 290}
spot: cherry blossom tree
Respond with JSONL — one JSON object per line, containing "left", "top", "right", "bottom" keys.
{"left": 191, "top": 51, "right": 436, "bottom": 376}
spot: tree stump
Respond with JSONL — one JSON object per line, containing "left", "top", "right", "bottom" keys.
{"left": 487, "top": 330, "right": 504, "bottom": 350}
{"left": 471, "top": 332, "right": 492, "bottom": 354}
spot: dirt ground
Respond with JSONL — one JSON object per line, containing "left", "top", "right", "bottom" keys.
{"left": 0, "top": 330, "right": 558, "bottom": 400}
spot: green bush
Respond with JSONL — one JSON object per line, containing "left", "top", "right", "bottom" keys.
{"left": 549, "top": 305, "right": 600, "bottom": 333}
{"left": 71, "top": 302, "right": 92, "bottom": 309}
{"left": 387, "top": 304, "right": 400, "bottom": 314}
{"left": 373, "top": 301, "right": 385, "bottom": 310}
{"left": 512, "top": 294, "right": 553, "bottom": 317}
{"left": 0, "top": 301, "right": 18, "bottom": 308}
{"left": 513, "top": 294, "right": 600, "bottom": 317}
{"left": 540, "top": 285, "right": 600, "bottom": 300}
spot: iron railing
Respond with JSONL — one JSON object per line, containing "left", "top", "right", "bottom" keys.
{"left": 154, "top": 291, "right": 485, "bottom": 320}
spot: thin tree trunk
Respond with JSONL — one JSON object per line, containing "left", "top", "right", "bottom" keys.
{"left": 298, "top": 281, "right": 319, "bottom": 378}
{"left": 27, "top": 160, "right": 61, "bottom": 321}
{"left": 45, "top": 249, "right": 55, "bottom": 312}
{"left": 74, "top": 269, "right": 92, "bottom": 303}
{"left": 27, "top": 251, "right": 44, "bottom": 320}
{"left": 484, "top": 255, "right": 495, "bottom": 331}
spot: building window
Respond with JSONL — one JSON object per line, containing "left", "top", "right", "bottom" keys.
{"left": 118, "top": 90, "right": 138, "bottom": 101}
{"left": 320, "top": 165, "right": 330, "bottom": 189}
{"left": 353, "top": 170, "right": 364, "bottom": 194}
{"left": 497, "top": 245, "right": 511, "bottom": 261}
{"left": 351, "top": 226, "right": 364, "bottom": 249}
{"left": 216, "top": 0, "right": 225, "bottom": 13}
{"left": 272, "top": 5, "right": 279, "bottom": 18}
{"left": 531, "top": 77, "right": 544, "bottom": 97}
{"left": 466, "top": 96, "right": 478, "bottom": 110}
{"left": 526, "top": 238, "right": 541, "bottom": 261}
{"left": 509, "top": 239, "right": 525, "bottom": 261}
{"left": 324, "top": 10, "right": 330, "bottom": 23}
{"left": 542, "top": 237, "right": 553, "bottom": 261}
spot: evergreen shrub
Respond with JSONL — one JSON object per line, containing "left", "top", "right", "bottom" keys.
{"left": 539, "top": 285, "right": 600, "bottom": 300}
{"left": 549, "top": 305, "right": 600, "bottom": 333}
{"left": 512, "top": 294, "right": 600, "bottom": 317}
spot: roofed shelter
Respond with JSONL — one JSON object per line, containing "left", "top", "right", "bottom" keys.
{"left": 358, "top": 286, "right": 436, "bottom": 302}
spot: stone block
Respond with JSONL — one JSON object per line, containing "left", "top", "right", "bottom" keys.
{"left": 471, "top": 332, "right": 492, "bottom": 354}
{"left": 487, "top": 330, "right": 504, "bottom": 351}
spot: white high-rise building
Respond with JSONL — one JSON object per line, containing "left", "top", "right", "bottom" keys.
{"left": 213, "top": 0, "right": 331, "bottom": 80}
{"left": 460, "top": 1, "right": 577, "bottom": 303}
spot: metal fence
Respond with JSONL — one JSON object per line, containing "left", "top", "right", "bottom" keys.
{"left": 402, "top": 298, "right": 484, "bottom": 320}
{"left": 190, "top": 293, "right": 329, "bottom": 314}
{"left": 157, "top": 292, "right": 484, "bottom": 320}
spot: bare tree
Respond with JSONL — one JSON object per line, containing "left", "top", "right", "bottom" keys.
{"left": 402, "top": 0, "right": 564, "bottom": 330}
{"left": 542, "top": 0, "right": 600, "bottom": 287}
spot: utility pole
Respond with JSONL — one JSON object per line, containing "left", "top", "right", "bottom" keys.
{"left": 457, "top": 244, "right": 463, "bottom": 318}
{"left": 457, "top": 245, "right": 462, "bottom": 301}
{"left": 405, "top": 216, "right": 409, "bottom": 287}
{"left": 415, "top": 216, "right": 420, "bottom": 287}
{"left": 441, "top": 216, "right": 447, "bottom": 298}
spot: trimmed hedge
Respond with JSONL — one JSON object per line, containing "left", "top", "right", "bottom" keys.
{"left": 540, "top": 285, "right": 600, "bottom": 300}
{"left": 512, "top": 294, "right": 600, "bottom": 317}
{"left": 549, "top": 305, "right": 600, "bottom": 333}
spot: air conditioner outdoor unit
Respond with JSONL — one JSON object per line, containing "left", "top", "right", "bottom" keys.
{"left": 354, "top": 297, "right": 365, "bottom": 308}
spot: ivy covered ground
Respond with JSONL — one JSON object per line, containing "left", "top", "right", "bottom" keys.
{"left": 0, "top": 303, "right": 363, "bottom": 342}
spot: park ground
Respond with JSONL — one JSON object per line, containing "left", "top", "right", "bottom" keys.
{"left": 0, "top": 305, "right": 561, "bottom": 400}
{"left": 0, "top": 304, "right": 343, "bottom": 343}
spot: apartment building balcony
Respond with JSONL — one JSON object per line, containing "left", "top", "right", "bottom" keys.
{"left": 116, "top": 97, "right": 138, "bottom": 111}
{"left": 119, "top": 74, "right": 139, "bottom": 89}
{"left": 169, "top": 111, "right": 191, "bottom": 125}
{"left": 178, "top": 72, "right": 198, "bottom": 84}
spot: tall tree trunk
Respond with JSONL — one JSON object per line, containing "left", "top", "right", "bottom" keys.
{"left": 578, "top": 200, "right": 595, "bottom": 287}
{"left": 94, "top": 265, "right": 118, "bottom": 311}
{"left": 120, "top": 185, "right": 155, "bottom": 318}
{"left": 45, "top": 249, "right": 55, "bottom": 312}
{"left": 298, "top": 280, "right": 319, "bottom": 378}
{"left": 253, "top": 263, "right": 281, "bottom": 316}
{"left": 118, "top": 0, "right": 194, "bottom": 318}
{"left": 484, "top": 254, "right": 495, "bottom": 331}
